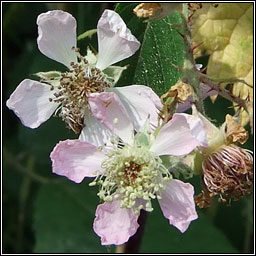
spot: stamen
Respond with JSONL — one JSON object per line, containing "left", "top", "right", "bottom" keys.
{"left": 44, "top": 48, "right": 112, "bottom": 133}
{"left": 90, "top": 145, "right": 172, "bottom": 213}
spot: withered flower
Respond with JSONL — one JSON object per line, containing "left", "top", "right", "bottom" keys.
{"left": 192, "top": 106, "right": 253, "bottom": 207}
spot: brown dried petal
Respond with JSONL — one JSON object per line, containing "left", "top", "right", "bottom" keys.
{"left": 133, "top": 3, "right": 162, "bottom": 18}
{"left": 225, "top": 114, "right": 248, "bottom": 144}
{"left": 170, "top": 81, "right": 192, "bottom": 102}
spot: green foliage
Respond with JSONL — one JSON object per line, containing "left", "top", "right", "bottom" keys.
{"left": 133, "top": 13, "right": 184, "bottom": 96}
{"left": 115, "top": 3, "right": 184, "bottom": 96}
{"left": 3, "top": 2, "right": 253, "bottom": 254}
{"left": 141, "top": 205, "right": 238, "bottom": 253}
{"left": 34, "top": 180, "right": 107, "bottom": 253}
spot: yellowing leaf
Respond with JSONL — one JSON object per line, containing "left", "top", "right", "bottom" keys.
{"left": 191, "top": 3, "right": 253, "bottom": 126}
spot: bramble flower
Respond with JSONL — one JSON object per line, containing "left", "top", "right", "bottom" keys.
{"left": 6, "top": 9, "right": 142, "bottom": 134}
{"left": 190, "top": 106, "right": 253, "bottom": 208}
{"left": 50, "top": 93, "right": 207, "bottom": 245}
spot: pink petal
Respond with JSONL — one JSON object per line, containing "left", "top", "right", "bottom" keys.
{"left": 176, "top": 113, "right": 208, "bottom": 147}
{"left": 110, "top": 85, "right": 162, "bottom": 132}
{"left": 191, "top": 104, "right": 222, "bottom": 142}
{"left": 93, "top": 199, "right": 140, "bottom": 245}
{"left": 89, "top": 92, "right": 134, "bottom": 145}
{"left": 158, "top": 179, "right": 198, "bottom": 233}
{"left": 6, "top": 79, "right": 59, "bottom": 129}
{"left": 79, "top": 109, "right": 114, "bottom": 148}
{"left": 150, "top": 113, "right": 207, "bottom": 156}
{"left": 50, "top": 139, "right": 105, "bottom": 183}
{"left": 96, "top": 9, "right": 140, "bottom": 70}
{"left": 37, "top": 10, "right": 77, "bottom": 68}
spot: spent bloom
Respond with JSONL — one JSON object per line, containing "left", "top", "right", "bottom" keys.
{"left": 50, "top": 92, "right": 207, "bottom": 245}
{"left": 190, "top": 106, "right": 253, "bottom": 208}
{"left": 6, "top": 9, "right": 146, "bottom": 135}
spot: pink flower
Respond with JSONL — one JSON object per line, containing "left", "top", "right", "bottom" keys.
{"left": 50, "top": 93, "right": 207, "bottom": 245}
{"left": 6, "top": 9, "right": 153, "bottom": 137}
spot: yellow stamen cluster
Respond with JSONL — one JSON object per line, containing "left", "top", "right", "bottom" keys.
{"left": 45, "top": 48, "right": 112, "bottom": 134}
{"left": 90, "top": 145, "right": 171, "bottom": 213}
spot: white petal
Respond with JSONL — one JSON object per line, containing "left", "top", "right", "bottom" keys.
{"left": 110, "top": 85, "right": 162, "bottom": 132}
{"left": 37, "top": 10, "right": 77, "bottom": 67}
{"left": 177, "top": 112, "right": 208, "bottom": 147}
{"left": 79, "top": 109, "right": 114, "bottom": 148}
{"left": 89, "top": 92, "right": 134, "bottom": 145}
{"left": 50, "top": 139, "right": 106, "bottom": 183}
{"left": 191, "top": 105, "right": 224, "bottom": 150}
{"left": 96, "top": 9, "right": 140, "bottom": 70}
{"left": 158, "top": 179, "right": 198, "bottom": 233}
{"left": 6, "top": 79, "right": 59, "bottom": 129}
{"left": 150, "top": 113, "right": 207, "bottom": 156}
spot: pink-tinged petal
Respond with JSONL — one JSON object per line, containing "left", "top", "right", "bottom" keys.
{"left": 89, "top": 92, "right": 134, "bottom": 145}
{"left": 93, "top": 199, "right": 140, "bottom": 245}
{"left": 6, "top": 79, "right": 59, "bottom": 129}
{"left": 158, "top": 179, "right": 198, "bottom": 233}
{"left": 177, "top": 83, "right": 217, "bottom": 113}
{"left": 79, "top": 109, "right": 114, "bottom": 148}
{"left": 110, "top": 85, "right": 162, "bottom": 132}
{"left": 37, "top": 10, "right": 77, "bottom": 68}
{"left": 96, "top": 9, "right": 140, "bottom": 70}
{"left": 191, "top": 105, "right": 224, "bottom": 150}
{"left": 176, "top": 113, "right": 208, "bottom": 147}
{"left": 50, "top": 139, "right": 105, "bottom": 183}
{"left": 150, "top": 113, "right": 207, "bottom": 156}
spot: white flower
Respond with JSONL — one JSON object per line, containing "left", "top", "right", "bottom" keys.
{"left": 50, "top": 92, "right": 208, "bottom": 245}
{"left": 6, "top": 9, "right": 144, "bottom": 135}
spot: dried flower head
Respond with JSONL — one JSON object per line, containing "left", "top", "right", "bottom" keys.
{"left": 201, "top": 144, "right": 253, "bottom": 205}
{"left": 192, "top": 107, "right": 253, "bottom": 207}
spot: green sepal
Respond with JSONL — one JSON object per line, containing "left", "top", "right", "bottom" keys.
{"left": 77, "top": 28, "right": 97, "bottom": 41}
{"left": 161, "top": 155, "right": 194, "bottom": 179}
{"left": 103, "top": 65, "right": 128, "bottom": 85}
{"left": 34, "top": 71, "right": 61, "bottom": 80}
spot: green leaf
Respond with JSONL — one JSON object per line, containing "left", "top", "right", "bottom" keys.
{"left": 115, "top": 4, "right": 185, "bottom": 96}
{"left": 33, "top": 180, "right": 107, "bottom": 253}
{"left": 134, "top": 12, "right": 184, "bottom": 96}
{"left": 140, "top": 205, "right": 238, "bottom": 253}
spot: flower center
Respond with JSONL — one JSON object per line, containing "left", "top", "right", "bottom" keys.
{"left": 46, "top": 48, "right": 112, "bottom": 134}
{"left": 90, "top": 145, "right": 171, "bottom": 213}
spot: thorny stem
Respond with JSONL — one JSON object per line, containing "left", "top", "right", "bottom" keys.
{"left": 180, "top": 4, "right": 205, "bottom": 115}
{"left": 203, "top": 76, "right": 253, "bottom": 89}
{"left": 199, "top": 74, "right": 250, "bottom": 113}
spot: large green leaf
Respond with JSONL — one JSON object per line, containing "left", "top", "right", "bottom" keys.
{"left": 115, "top": 4, "right": 184, "bottom": 96}
{"left": 134, "top": 13, "right": 184, "bottom": 96}
{"left": 34, "top": 180, "right": 108, "bottom": 253}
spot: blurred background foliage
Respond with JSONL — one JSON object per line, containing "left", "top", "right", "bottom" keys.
{"left": 2, "top": 2, "right": 254, "bottom": 254}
